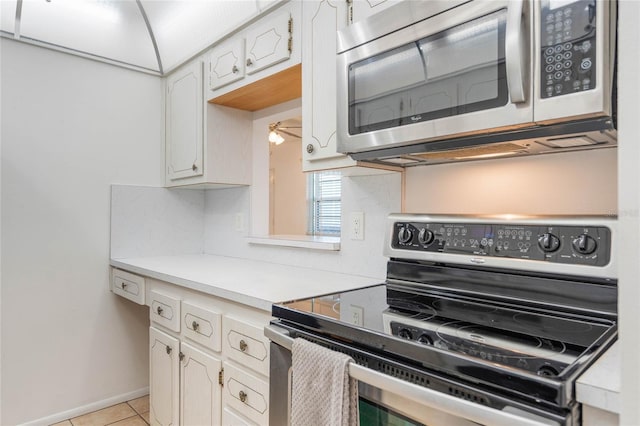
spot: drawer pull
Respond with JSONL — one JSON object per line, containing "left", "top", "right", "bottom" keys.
{"left": 121, "top": 283, "right": 127, "bottom": 290}
{"left": 239, "top": 390, "right": 247, "bottom": 403}
{"left": 166, "top": 345, "right": 172, "bottom": 355}
{"left": 192, "top": 321, "right": 199, "bottom": 331}
{"left": 239, "top": 340, "right": 248, "bottom": 352}
{"left": 157, "top": 306, "right": 163, "bottom": 315}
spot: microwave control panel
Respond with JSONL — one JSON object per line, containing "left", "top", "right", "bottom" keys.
{"left": 391, "top": 221, "right": 611, "bottom": 267}
{"left": 540, "top": 0, "right": 597, "bottom": 99}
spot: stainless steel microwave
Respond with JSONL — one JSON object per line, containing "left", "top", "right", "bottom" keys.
{"left": 336, "top": 0, "right": 617, "bottom": 166}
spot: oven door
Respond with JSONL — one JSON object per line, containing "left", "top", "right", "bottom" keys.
{"left": 336, "top": 0, "right": 533, "bottom": 155}
{"left": 266, "top": 325, "right": 561, "bottom": 426}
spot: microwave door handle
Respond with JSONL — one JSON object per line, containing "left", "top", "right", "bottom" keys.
{"left": 505, "top": 0, "right": 528, "bottom": 103}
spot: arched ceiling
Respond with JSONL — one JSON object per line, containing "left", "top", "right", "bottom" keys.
{"left": 0, "top": 0, "right": 279, "bottom": 75}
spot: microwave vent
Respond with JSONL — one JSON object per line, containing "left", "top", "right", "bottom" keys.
{"left": 537, "top": 135, "right": 600, "bottom": 149}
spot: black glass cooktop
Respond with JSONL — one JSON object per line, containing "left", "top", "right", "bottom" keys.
{"left": 272, "top": 267, "right": 617, "bottom": 408}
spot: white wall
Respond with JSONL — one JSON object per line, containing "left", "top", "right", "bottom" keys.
{"left": 617, "top": 2, "right": 640, "bottom": 424}
{"left": 405, "top": 149, "right": 617, "bottom": 215}
{"left": 204, "top": 171, "right": 402, "bottom": 280}
{"left": 0, "top": 39, "right": 162, "bottom": 425}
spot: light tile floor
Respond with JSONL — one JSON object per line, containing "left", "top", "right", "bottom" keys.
{"left": 50, "top": 395, "right": 150, "bottom": 426}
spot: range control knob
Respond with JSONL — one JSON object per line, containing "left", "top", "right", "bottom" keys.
{"left": 398, "top": 227, "right": 413, "bottom": 244}
{"left": 418, "top": 228, "right": 435, "bottom": 245}
{"left": 398, "top": 328, "right": 413, "bottom": 340}
{"left": 417, "top": 334, "right": 434, "bottom": 345}
{"left": 538, "top": 233, "right": 561, "bottom": 252}
{"left": 572, "top": 234, "right": 597, "bottom": 255}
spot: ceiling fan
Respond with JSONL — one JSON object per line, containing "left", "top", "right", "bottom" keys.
{"left": 269, "top": 121, "right": 301, "bottom": 145}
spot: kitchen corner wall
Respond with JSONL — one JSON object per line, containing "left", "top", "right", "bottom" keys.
{"left": 1, "top": 40, "right": 162, "bottom": 425}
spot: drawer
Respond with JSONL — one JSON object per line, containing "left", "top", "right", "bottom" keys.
{"left": 182, "top": 301, "right": 222, "bottom": 352}
{"left": 222, "top": 407, "right": 257, "bottom": 426}
{"left": 223, "top": 316, "right": 269, "bottom": 377}
{"left": 150, "top": 290, "right": 181, "bottom": 332}
{"left": 111, "top": 269, "right": 145, "bottom": 305}
{"left": 222, "top": 363, "right": 268, "bottom": 426}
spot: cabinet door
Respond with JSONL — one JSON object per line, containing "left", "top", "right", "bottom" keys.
{"left": 350, "top": 0, "right": 400, "bottom": 24}
{"left": 302, "top": 0, "right": 355, "bottom": 170}
{"left": 180, "top": 342, "right": 223, "bottom": 426}
{"left": 244, "top": 10, "right": 292, "bottom": 75}
{"left": 149, "top": 327, "right": 179, "bottom": 426}
{"left": 166, "top": 61, "right": 203, "bottom": 181}
{"left": 209, "top": 37, "right": 245, "bottom": 90}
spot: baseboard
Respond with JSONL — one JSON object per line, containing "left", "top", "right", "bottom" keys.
{"left": 19, "top": 387, "right": 149, "bottom": 426}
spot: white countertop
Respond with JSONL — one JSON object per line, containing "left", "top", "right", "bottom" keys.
{"left": 576, "top": 341, "right": 620, "bottom": 413}
{"left": 110, "top": 254, "right": 382, "bottom": 312}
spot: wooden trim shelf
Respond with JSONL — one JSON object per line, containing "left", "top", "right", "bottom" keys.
{"left": 209, "top": 64, "right": 302, "bottom": 111}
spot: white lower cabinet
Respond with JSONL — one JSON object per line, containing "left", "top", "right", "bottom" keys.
{"left": 180, "top": 342, "right": 223, "bottom": 426}
{"left": 222, "top": 363, "right": 269, "bottom": 425}
{"left": 150, "top": 326, "right": 223, "bottom": 426}
{"left": 144, "top": 278, "right": 272, "bottom": 426}
{"left": 149, "top": 327, "right": 180, "bottom": 426}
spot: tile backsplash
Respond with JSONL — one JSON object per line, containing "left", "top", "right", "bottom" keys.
{"left": 110, "top": 185, "right": 205, "bottom": 258}
{"left": 111, "top": 172, "right": 402, "bottom": 280}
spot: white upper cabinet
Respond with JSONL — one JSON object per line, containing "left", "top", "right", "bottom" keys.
{"left": 209, "top": 38, "right": 245, "bottom": 90}
{"left": 244, "top": 9, "right": 292, "bottom": 75}
{"left": 206, "top": 1, "right": 301, "bottom": 100}
{"left": 165, "top": 61, "right": 252, "bottom": 188}
{"left": 349, "top": 0, "right": 401, "bottom": 25}
{"left": 301, "top": 0, "right": 357, "bottom": 172}
{"left": 166, "top": 61, "right": 203, "bottom": 181}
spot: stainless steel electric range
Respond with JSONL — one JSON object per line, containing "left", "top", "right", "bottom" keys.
{"left": 267, "top": 214, "right": 617, "bottom": 426}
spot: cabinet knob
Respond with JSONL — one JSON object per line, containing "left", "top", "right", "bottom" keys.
{"left": 239, "top": 340, "right": 248, "bottom": 352}
{"left": 156, "top": 306, "right": 163, "bottom": 315}
{"left": 166, "top": 345, "right": 172, "bottom": 355}
{"left": 192, "top": 163, "right": 197, "bottom": 171}
{"left": 306, "top": 144, "right": 314, "bottom": 154}
{"left": 179, "top": 351, "right": 185, "bottom": 361}
{"left": 121, "top": 283, "right": 127, "bottom": 290}
{"left": 246, "top": 58, "right": 253, "bottom": 67}
{"left": 232, "top": 65, "right": 239, "bottom": 74}
{"left": 192, "top": 321, "right": 199, "bottom": 331}
{"left": 239, "top": 390, "right": 247, "bottom": 403}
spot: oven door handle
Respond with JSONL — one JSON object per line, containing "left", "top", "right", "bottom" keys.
{"left": 265, "top": 325, "right": 559, "bottom": 426}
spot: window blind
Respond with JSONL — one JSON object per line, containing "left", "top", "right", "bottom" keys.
{"left": 308, "top": 171, "right": 341, "bottom": 235}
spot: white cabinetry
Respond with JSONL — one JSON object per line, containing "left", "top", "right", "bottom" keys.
{"left": 149, "top": 327, "right": 180, "bottom": 426}
{"left": 139, "top": 277, "right": 271, "bottom": 426}
{"left": 208, "top": 2, "right": 301, "bottom": 99}
{"left": 301, "top": 0, "right": 356, "bottom": 171}
{"left": 301, "top": 0, "right": 400, "bottom": 174}
{"left": 165, "top": 61, "right": 252, "bottom": 188}
{"left": 180, "top": 342, "right": 223, "bottom": 426}
{"left": 166, "top": 61, "right": 203, "bottom": 181}
{"left": 349, "top": 0, "right": 400, "bottom": 24}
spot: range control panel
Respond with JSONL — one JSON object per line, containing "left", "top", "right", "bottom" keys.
{"left": 391, "top": 221, "right": 611, "bottom": 266}
{"left": 540, "top": 0, "right": 597, "bottom": 98}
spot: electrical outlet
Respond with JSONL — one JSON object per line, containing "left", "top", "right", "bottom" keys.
{"left": 350, "top": 305, "right": 364, "bottom": 326}
{"left": 350, "top": 212, "right": 365, "bottom": 240}
{"left": 234, "top": 213, "right": 245, "bottom": 232}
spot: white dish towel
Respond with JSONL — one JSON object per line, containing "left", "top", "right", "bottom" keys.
{"left": 291, "top": 338, "right": 359, "bottom": 426}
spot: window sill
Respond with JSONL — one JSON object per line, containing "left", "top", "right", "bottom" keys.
{"left": 247, "top": 235, "right": 341, "bottom": 251}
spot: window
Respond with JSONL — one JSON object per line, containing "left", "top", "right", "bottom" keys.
{"left": 308, "top": 171, "right": 342, "bottom": 236}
